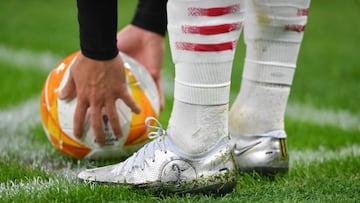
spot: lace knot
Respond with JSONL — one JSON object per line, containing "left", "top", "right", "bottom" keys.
{"left": 111, "top": 117, "right": 167, "bottom": 175}
{"left": 145, "top": 116, "right": 166, "bottom": 139}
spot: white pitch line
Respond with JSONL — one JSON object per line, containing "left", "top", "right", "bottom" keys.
{"left": 0, "top": 45, "right": 61, "bottom": 71}
{"left": 0, "top": 97, "right": 41, "bottom": 156}
{"left": 0, "top": 176, "right": 77, "bottom": 200}
{"left": 0, "top": 96, "right": 87, "bottom": 177}
{"left": 0, "top": 96, "right": 40, "bottom": 134}
{"left": 287, "top": 102, "right": 360, "bottom": 132}
{"left": 290, "top": 144, "right": 360, "bottom": 167}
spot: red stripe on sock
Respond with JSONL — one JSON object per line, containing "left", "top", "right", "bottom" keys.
{"left": 188, "top": 4, "right": 240, "bottom": 16}
{"left": 175, "top": 41, "right": 237, "bottom": 52}
{"left": 297, "top": 8, "right": 309, "bottom": 16}
{"left": 181, "top": 22, "right": 242, "bottom": 35}
{"left": 285, "top": 24, "right": 306, "bottom": 32}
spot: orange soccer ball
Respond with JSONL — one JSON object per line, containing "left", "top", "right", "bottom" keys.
{"left": 40, "top": 51, "right": 160, "bottom": 159}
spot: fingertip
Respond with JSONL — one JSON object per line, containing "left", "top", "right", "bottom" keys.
{"left": 105, "top": 110, "right": 123, "bottom": 138}
{"left": 159, "top": 91, "right": 165, "bottom": 112}
{"left": 123, "top": 95, "right": 141, "bottom": 114}
{"left": 112, "top": 125, "right": 123, "bottom": 138}
{"left": 160, "top": 101, "right": 164, "bottom": 112}
{"left": 95, "top": 137, "right": 106, "bottom": 145}
{"left": 59, "top": 89, "right": 67, "bottom": 100}
{"left": 115, "top": 133, "right": 123, "bottom": 139}
{"left": 73, "top": 126, "right": 83, "bottom": 139}
{"left": 133, "top": 104, "right": 141, "bottom": 114}
{"left": 93, "top": 131, "right": 106, "bottom": 145}
{"left": 112, "top": 124, "right": 122, "bottom": 138}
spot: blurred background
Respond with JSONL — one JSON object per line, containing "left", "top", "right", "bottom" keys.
{"left": 0, "top": 0, "right": 359, "bottom": 201}
{"left": 1, "top": 0, "right": 359, "bottom": 113}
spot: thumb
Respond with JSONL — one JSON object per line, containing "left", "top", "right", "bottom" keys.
{"left": 59, "top": 75, "right": 76, "bottom": 100}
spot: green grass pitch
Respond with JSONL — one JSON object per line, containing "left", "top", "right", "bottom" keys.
{"left": 0, "top": 0, "right": 360, "bottom": 202}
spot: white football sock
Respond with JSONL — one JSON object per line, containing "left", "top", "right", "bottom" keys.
{"left": 167, "top": 0, "right": 244, "bottom": 154}
{"left": 230, "top": 0, "right": 311, "bottom": 136}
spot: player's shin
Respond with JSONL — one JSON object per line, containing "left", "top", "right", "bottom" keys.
{"left": 167, "top": 0, "right": 244, "bottom": 154}
{"left": 230, "top": 0, "right": 311, "bottom": 173}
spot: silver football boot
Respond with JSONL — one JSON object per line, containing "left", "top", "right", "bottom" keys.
{"left": 230, "top": 129, "right": 289, "bottom": 174}
{"left": 78, "top": 117, "right": 237, "bottom": 195}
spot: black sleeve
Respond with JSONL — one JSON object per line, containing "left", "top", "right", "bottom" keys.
{"left": 77, "top": 0, "right": 118, "bottom": 60}
{"left": 131, "top": 0, "right": 168, "bottom": 36}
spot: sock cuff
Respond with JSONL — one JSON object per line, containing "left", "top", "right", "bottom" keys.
{"left": 243, "top": 59, "right": 296, "bottom": 85}
{"left": 175, "top": 62, "right": 233, "bottom": 85}
{"left": 174, "top": 80, "right": 231, "bottom": 105}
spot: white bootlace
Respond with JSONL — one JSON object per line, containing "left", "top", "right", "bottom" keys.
{"left": 111, "top": 117, "right": 168, "bottom": 175}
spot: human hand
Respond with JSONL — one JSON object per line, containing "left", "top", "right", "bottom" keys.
{"left": 59, "top": 53, "right": 141, "bottom": 144}
{"left": 117, "top": 25, "right": 165, "bottom": 111}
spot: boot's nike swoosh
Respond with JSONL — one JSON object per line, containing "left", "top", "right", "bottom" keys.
{"left": 233, "top": 141, "right": 262, "bottom": 156}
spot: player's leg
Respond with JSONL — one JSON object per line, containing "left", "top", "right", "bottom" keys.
{"left": 78, "top": 0, "right": 244, "bottom": 194}
{"left": 229, "top": 0, "right": 311, "bottom": 174}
